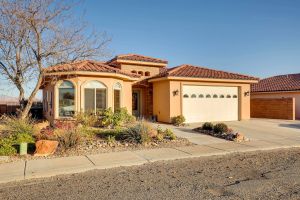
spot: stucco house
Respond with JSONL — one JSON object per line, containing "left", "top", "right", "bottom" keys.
{"left": 41, "top": 54, "right": 258, "bottom": 124}
{"left": 251, "top": 73, "right": 300, "bottom": 120}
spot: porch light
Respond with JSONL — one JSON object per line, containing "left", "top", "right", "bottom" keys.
{"left": 244, "top": 91, "right": 250, "bottom": 96}
{"left": 173, "top": 90, "right": 179, "bottom": 96}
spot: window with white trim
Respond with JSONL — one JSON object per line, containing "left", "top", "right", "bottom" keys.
{"left": 84, "top": 81, "right": 107, "bottom": 113}
{"left": 58, "top": 81, "right": 75, "bottom": 117}
{"left": 113, "top": 82, "right": 122, "bottom": 111}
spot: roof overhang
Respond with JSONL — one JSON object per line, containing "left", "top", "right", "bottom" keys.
{"left": 148, "top": 76, "right": 259, "bottom": 84}
{"left": 251, "top": 90, "right": 300, "bottom": 94}
{"left": 116, "top": 59, "right": 167, "bottom": 67}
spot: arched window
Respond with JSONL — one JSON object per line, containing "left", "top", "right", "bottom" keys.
{"left": 191, "top": 94, "right": 197, "bottom": 98}
{"left": 220, "top": 95, "right": 225, "bottom": 98}
{"left": 213, "top": 94, "right": 218, "bottom": 98}
{"left": 145, "top": 71, "right": 150, "bottom": 76}
{"left": 84, "top": 81, "right": 106, "bottom": 113}
{"left": 206, "top": 94, "right": 211, "bottom": 98}
{"left": 131, "top": 70, "right": 137, "bottom": 74}
{"left": 199, "top": 94, "right": 204, "bottom": 98}
{"left": 113, "top": 82, "right": 122, "bottom": 111}
{"left": 58, "top": 81, "right": 75, "bottom": 117}
{"left": 226, "top": 95, "right": 231, "bottom": 98}
{"left": 138, "top": 71, "right": 144, "bottom": 76}
{"left": 233, "top": 95, "right": 238, "bottom": 98}
{"left": 183, "top": 94, "right": 189, "bottom": 98}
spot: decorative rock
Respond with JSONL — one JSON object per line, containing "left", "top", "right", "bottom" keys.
{"left": 235, "top": 133, "right": 245, "bottom": 142}
{"left": 34, "top": 140, "right": 58, "bottom": 156}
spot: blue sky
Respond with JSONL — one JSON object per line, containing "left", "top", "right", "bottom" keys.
{"left": 1, "top": 0, "right": 300, "bottom": 98}
{"left": 82, "top": 0, "right": 300, "bottom": 78}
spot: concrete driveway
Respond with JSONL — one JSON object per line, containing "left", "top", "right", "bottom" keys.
{"left": 157, "top": 119, "right": 300, "bottom": 146}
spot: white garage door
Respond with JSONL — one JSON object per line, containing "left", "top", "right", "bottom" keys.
{"left": 182, "top": 85, "right": 239, "bottom": 123}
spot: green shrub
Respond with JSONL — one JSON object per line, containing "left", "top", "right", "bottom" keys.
{"left": 0, "top": 137, "right": 16, "bottom": 156}
{"left": 213, "top": 123, "right": 228, "bottom": 134}
{"left": 117, "top": 121, "right": 153, "bottom": 144}
{"left": 106, "top": 135, "right": 116, "bottom": 144}
{"left": 75, "top": 112, "right": 98, "bottom": 127}
{"left": 156, "top": 133, "right": 164, "bottom": 142}
{"left": 14, "top": 133, "right": 35, "bottom": 144}
{"left": 100, "top": 108, "right": 115, "bottom": 128}
{"left": 171, "top": 115, "right": 185, "bottom": 126}
{"left": 202, "top": 122, "right": 214, "bottom": 131}
{"left": 112, "top": 108, "right": 136, "bottom": 128}
{"left": 55, "top": 127, "right": 81, "bottom": 150}
{"left": 163, "top": 128, "right": 176, "bottom": 140}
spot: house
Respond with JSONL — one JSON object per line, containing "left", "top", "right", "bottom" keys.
{"left": 40, "top": 54, "right": 259, "bottom": 124}
{"left": 251, "top": 73, "right": 300, "bottom": 120}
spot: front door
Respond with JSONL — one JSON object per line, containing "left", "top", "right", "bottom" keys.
{"left": 132, "top": 90, "right": 141, "bottom": 117}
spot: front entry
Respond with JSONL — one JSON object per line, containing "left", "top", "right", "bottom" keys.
{"left": 132, "top": 90, "right": 141, "bottom": 117}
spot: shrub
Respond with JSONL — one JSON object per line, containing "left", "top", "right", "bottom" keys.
{"left": 54, "top": 127, "right": 81, "bottom": 150}
{"left": 202, "top": 122, "right": 214, "bottom": 131}
{"left": 75, "top": 112, "right": 98, "bottom": 127}
{"left": 156, "top": 133, "right": 164, "bottom": 142}
{"left": 106, "top": 135, "right": 116, "bottom": 144}
{"left": 171, "top": 115, "right": 185, "bottom": 126}
{"left": 113, "top": 108, "right": 136, "bottom": 127}
{"left": 0, "top": 137, "right": 16, "bottom": 156}
{"left": 213, "top": 123, "right": 228, "bottom": 134}
{"left": 117, "top": 121, "right": 153, "bottom": 144}
{"left": 163, "top": 128, "right": 176, "bottom": 140}
{"left": 14, "top": 133, "right": 35, "bottom": 144}
{"left": 100, "top": 108, "right": 114, "bottom": 128}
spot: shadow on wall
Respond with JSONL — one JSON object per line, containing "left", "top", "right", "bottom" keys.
{"left": 279, "top": 123, "right": 300, "bottom": 130}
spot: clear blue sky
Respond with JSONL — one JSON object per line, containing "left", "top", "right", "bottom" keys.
{"left": 81, "top": 0, "right": 300, "bottom": 78}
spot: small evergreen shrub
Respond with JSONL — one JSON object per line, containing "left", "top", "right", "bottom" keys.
{"left": 171, "top": 115, "right": 186, "bottom": 126}
{"left": 202, "top": 122, "right": 214, "bottom": 131}
{"left": 0, "top": 137, "right": 16, "bottom": 156}
{"left": 163, "top": 128, "right": 176, "bottom": 140}
{"left": 213, "top": 123, "right": 228, "bottom": 134}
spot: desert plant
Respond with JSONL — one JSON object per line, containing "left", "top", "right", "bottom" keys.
{"left": 14, "top": 133, "right": 35, "bottom": 144}
{"left": 156, "top": 133, "right": 164, "bottom": 142}
{"left": 106, "top": 135, "right": 116, "bottom": 144}
{"left": 54, "top": 127, "right": 81, "bottom": 150}
{"left": 112, "top": 108, "right": 136, "bottom": 127}
{"left": 0, "top": 137, "right": 17, "bottom": 156}
{"left": 117, "top": 121, "right": 153, "bottom": 144}
{"left": 100, "top": 108, "right": 114, "bottom": 128}
{"left": 171, "top": 115, "right": 185, "bottom": 126}
{"left": 213, "top": 123, "right": 229, "bottom": 134}
{"left": 1, "top": 116, "right": 37, "bottom": 136}
{"left": 163, "top": 128, "right": 176, "bottom": 140}
{"left": 202, "top": 122, "right": 214, "bottom": 131}
{"left": 75, "top": 112, "right": 99, "bottom": 127}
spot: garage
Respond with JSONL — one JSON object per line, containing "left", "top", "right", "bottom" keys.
{"left": 182, "top": 85, "right": 239, "bottom": 123}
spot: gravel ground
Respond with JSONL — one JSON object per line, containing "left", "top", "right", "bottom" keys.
{"left": 1, "top": 148, "right": 300, "bottom": 200}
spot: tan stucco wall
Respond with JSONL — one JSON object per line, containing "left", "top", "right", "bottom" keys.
{"left": 153, "top": 80, "right": 252, "bottom": 123}
{"left": 43, "top": 75, "right": 133, "bottom": 124}
{"left": 251, "top": 92, "right": 300, "bottom": 119}
{"left": 120, "top": 64, "right": 162, "bottom": 78}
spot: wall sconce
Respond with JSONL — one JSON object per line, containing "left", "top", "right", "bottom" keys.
{"left": 244, "top": 91, "right": 250, "bottom": 96}
{"left": 173, "top": 90, "right": 179, "bottom": 96}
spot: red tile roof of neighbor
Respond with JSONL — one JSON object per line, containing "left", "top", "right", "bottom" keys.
{"left": 107, "top": 54, "right": 168, "bottom": 64}
{"left": 151, "top": 64, "right": 259, "bottom": 81}
{"left": 251, "top": 73, "right": 300, "bottom": 93}
{"left": 44, "top": 60, "right": 140, "bottom": 78}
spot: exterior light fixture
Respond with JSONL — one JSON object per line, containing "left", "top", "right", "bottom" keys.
{"left": 244, "top": 91, "right": 250, "bottom": 96}
{"left": 173, "top": 90, "right": 179, "bottom": 96}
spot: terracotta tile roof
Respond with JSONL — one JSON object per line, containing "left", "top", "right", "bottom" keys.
{"left": 151, "top": 64, "right": 259, "bottom": 81}
{"left": 43, "top": 60, "right": 140, "bottom": 78}
{"left": 251, "top": 73, "right": 300, "bottom": 93}
{"left": 107, "top": 54, "right": 168, "bottom": 64}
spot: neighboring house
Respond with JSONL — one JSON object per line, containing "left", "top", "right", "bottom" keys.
{"left": 40, "top": 54, "right": 258, "bottom": 124}
{"left": 251, "top": 73, "right": 300, "bottom": 120}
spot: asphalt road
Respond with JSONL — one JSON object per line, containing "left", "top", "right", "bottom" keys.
{"left": 1, "top": 148, "right": 300, "bottom": 200}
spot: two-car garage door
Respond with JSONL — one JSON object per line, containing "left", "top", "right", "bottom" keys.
{"left": 182, "top": 85, "right": 239, "bottom": 123}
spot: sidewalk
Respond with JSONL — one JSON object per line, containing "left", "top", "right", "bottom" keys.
{"left": 1, "top": 139, "right": 300, "bottom": 184}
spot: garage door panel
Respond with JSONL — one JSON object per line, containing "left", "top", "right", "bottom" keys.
{"left": 182, "top": 85, "right": 238, "bottom": 123}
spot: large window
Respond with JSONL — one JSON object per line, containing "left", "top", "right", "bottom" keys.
{"left": 84, "top": 81, "right": 106, "bottom": 113}
{"left": 113, "top": 83, "right": 122, "bottom": 111}
{"left": 59, "top": 81, "right": 75, "bottom": 117}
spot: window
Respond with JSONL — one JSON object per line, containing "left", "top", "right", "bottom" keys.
{"left": 220, "top": 95, "right": 225, "bottom": 98}
{"left": 226, "top": 95, "right": 231, "bottom": 98}
{"left": 138, "top": 71, "right": 144, "bottom": 76}
{"left": 113, "top": 82, "right": 122, "bottom": 111}
{"left": 206, "top": 94, "right": 211, "bottom": 98}
{"left": 84, "top": 81, "right": 106, "bottom": 113}
{"left": 183, "top": 94, "right": 189, "bottom": 98}
{"left": 145, "top": 71, "right": 150, "bottom": 76}
{"left": 199, "top": 94, "right": 204, "bottom": 98}
{"left": 191, "top": 94, "right": 197, "bottom": 98}
{"left": 131, "top": 70, "right": 137, "bottom": 74}
{"left": 213, "top": 94, "right": 218, "bottom": 98}
{"left": 233, "top": 95, "right": 238, "bottom": 98}
{"left": 58, "top": 81, "right": 75, "bottom": 117}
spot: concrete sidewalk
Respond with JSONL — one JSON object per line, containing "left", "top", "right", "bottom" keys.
{"left": 1, "top": 139, "right": 300, "bottom": 184}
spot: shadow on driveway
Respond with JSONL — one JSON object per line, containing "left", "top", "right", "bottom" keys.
{"left": 279, "top": 123, "right": 300, "bottom": 129}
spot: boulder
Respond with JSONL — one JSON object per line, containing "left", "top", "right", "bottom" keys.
{"left": 235, "top": 133, "right": 245, "bottom": 142}
{"left": 34, "top": 140, "right": 58, "bottom": 156}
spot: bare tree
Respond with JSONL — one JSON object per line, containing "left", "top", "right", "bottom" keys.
{"left": 0, "top": 0, "right": 110, "bottom": 119}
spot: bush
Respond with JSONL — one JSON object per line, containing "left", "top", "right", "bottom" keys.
{"left": 163, "top": 128, "right": 176, "bottom": 140}
{"left": 100, "top": 107, "right": 135, "bottom": 128}
{"left": 156, "top": 133, "right": 164, "bottom": 142}
{"left": 75, "top": 112, "right": 98, "bottom": 127}
{"left": 213, "top": 123, "right": 228, "bottom": 134}
{"left": 106, "top": 135, "right": 116, "bottom": 144}
{"left": 117, "top": 121, "right": 153, "bottom": 144}
{"left": 100, "top": 108, "right": 114, "bottom": 128}
{"left": 202, "top": 122, "right": 214, "bottom": 131}
{"left": 171, "top": 115, "right": 185, "bottom": 126}
{"left": 0, "top": 137, "right": 17, "bottom": 156}
{"left": 54, "top": 127, "right": 81, "bottom": 150}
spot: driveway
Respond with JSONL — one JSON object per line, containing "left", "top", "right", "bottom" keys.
{"left": 157, "top": 119, "right": 300, "bottom": 146}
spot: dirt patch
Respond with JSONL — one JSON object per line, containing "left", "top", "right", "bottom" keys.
{"left": 1, "top": 148, "right": 300, "bottom": 200}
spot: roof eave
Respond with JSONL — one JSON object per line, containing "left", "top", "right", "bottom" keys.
{"left": 116, "top": 59, "right": 167, "bottom": 67}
